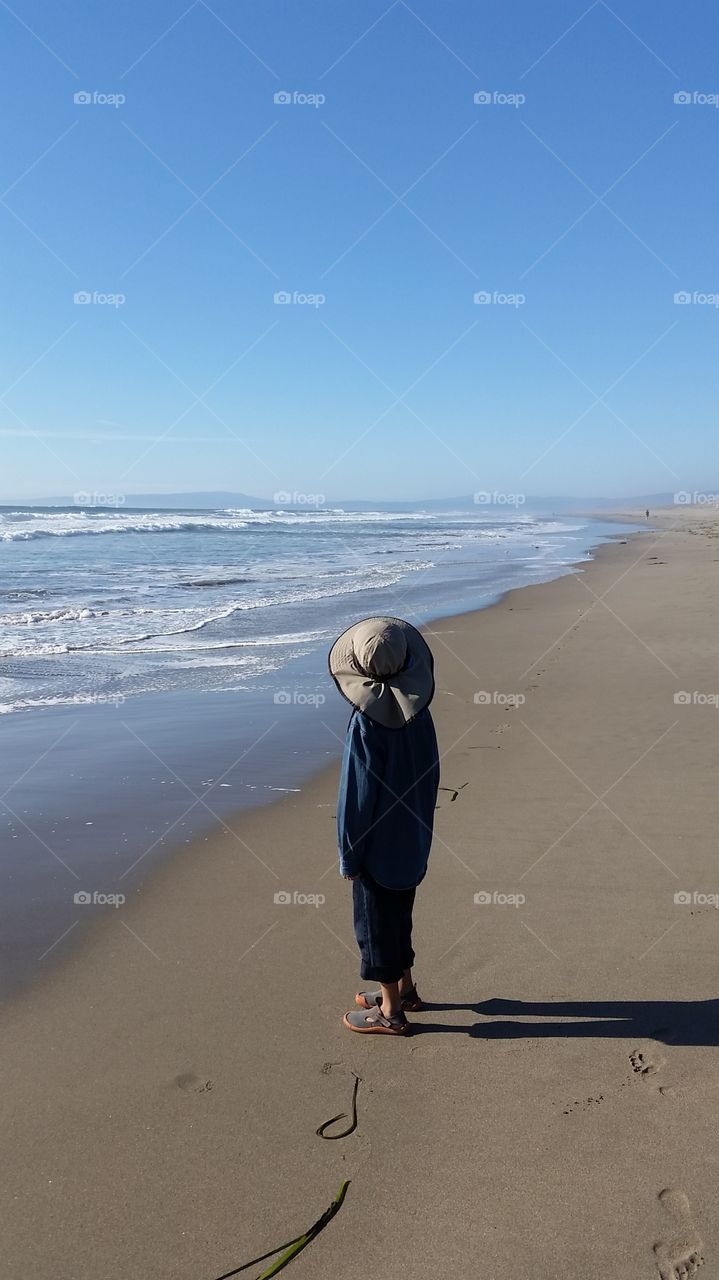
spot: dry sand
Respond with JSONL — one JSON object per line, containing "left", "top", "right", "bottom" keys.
{"left": 2, "top": 508, "right": 718, "bottom": 1279}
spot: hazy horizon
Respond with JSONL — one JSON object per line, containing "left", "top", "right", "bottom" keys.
{"left": 0, "top": 486, "right": 701, "bottom": 509}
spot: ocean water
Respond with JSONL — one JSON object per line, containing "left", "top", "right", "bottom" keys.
{"left": 0, "top": 504, "right": 631, "bottom": 715}
{"left": 0, "top": 504, "right": 643, "bottom": 997}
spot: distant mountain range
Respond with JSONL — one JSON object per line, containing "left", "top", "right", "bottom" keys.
{"left": 1, "top": 491, "right": 687, "bottom": 512}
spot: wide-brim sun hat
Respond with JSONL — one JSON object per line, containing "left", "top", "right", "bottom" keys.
{"left": 328, "top": 616, "right": 435, "bottom": 729}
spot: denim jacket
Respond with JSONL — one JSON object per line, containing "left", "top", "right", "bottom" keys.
{"left": 336, "top": 706, "right": 440, "bottom": 890}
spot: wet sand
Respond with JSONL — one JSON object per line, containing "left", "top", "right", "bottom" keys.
{"left": 2, "top": 509, "right": 718, "bottom": 1278}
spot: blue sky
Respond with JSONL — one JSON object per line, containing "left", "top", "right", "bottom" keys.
{"left": 1, "top": 0, "right": 717, "bottom": 501}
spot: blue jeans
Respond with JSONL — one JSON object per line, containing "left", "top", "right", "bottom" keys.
{"left": 352, "top": 870, "right": 416, "bottom": 984}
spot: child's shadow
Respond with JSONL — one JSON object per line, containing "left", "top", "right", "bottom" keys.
{"left": 415, "top": 997, "right": 719, "bottom": 1047}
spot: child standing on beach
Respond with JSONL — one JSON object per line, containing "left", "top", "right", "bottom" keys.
{"left": 328, "top": 617, "right": 440, "bottom": 1036}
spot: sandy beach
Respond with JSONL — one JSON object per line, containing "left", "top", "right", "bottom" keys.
{"left": 2, "top": 509, "right": 718, "bottom": 1279}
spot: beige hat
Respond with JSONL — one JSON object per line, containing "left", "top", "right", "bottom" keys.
{"left": 328, "top": 616, "right": 435, "bottom": 729}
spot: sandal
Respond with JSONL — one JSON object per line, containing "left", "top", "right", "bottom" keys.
{"left": 355, "top": 985, "right": 423, "bottom": 1012}
{"left": 343, "top": 1005, "right": 410, "bottom": 1035}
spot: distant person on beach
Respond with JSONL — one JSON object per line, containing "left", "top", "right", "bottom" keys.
{"left": 328, "top": 617, "right": 439, "bottom": 1036}
{"left": 646, "top": 509, "right": 650, "bottom": 520}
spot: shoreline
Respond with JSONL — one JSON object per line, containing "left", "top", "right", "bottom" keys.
{"left": 0, "top": 509, "right": 623, "bottom": 721}
{"left": 5, "top": 524, "right": 643, "bottom": 1007}
{"left": 0, "top": 515, "right": 640, "bottom": 1003}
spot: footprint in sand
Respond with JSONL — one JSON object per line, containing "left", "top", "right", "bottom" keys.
{"left": 562, "top": 1094, "right": 605, "bottom": 1115}
{"left": 438, "top": 783, "right": 469, "bottom": 803}
{"left": 630, "top": 1046, "right": 666, "bottom": 1078}
{"left": 654, "top": 1188, "right": 704, "bottom": 1279}
{"left": 173, "top": 1071, "right": 214, "bottom": 1094}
